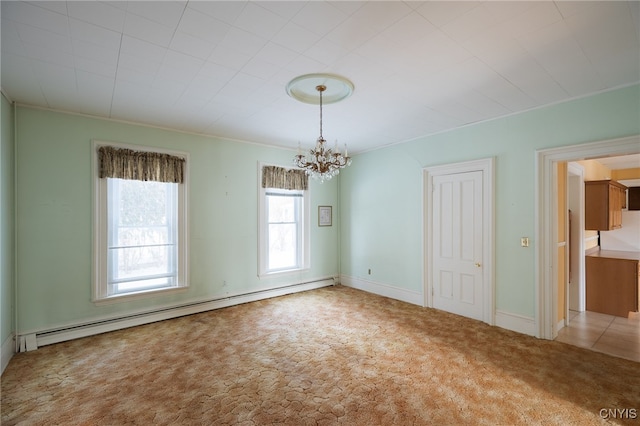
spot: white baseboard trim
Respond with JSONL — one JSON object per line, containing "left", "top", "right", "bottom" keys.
{"left": 1, "top": 333, "right": 15, "bottom": 375}
{"left": 557, "top": 319, "right": 566, "bottom": 333}
{"left": 340, "top": 275, "right": 423, "bottom": 306}
{"left": 341, "top": 277, "right": 537, "bottom": 338}
{"left": 20, "top": 279, "right": 335, "bottom": 351}
{"left": 495, "top": 310, "right": 536, "bottom": 336}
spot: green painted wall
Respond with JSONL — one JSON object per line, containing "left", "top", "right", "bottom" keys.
{"left": 10, "top": 84, "right": 640, "bottom": 336}
{"left": 1, "top": 94, "right": 15, "bottom": 347}
{"left": 15, "top": 107, "right": 339, "bottom": 333}
{"left": 339, "top": 84, "right": 640, "bottom": 318}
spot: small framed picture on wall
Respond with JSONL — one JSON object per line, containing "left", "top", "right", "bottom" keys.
{"left": 318, "top": 206, "right": 332, "bottom": 226}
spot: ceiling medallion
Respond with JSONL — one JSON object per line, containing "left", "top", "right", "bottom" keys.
{"left": 288, "top": 74, "right": 354, "bottom": 182}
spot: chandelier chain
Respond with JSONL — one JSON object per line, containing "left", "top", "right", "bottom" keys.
{"left": 318, "top": 85, "right": 323, "bottom": 140}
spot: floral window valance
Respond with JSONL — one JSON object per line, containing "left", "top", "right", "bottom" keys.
{"left": 98, "top": 146, "right": 185, "bottom": 184}
{"left": 262, "top": 165, "right": 308, "bottom": 190}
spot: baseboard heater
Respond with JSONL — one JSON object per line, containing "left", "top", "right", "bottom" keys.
{"left": 18, "top": 278, "right": 335, "bottom": 352}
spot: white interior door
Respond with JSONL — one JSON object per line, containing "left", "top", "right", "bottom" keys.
{"left": 432, "top": 171, "right": 484, "bottom": 321}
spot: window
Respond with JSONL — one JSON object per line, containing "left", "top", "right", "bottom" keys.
{"left": 259, "top": 165, "right": 309, "bottom": 276}
{"left": 93, "top": 142, "right": 188, "bottom": 302}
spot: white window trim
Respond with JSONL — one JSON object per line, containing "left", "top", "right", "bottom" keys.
{"left": 258, "top": 162, "right": 310, "bottom": 278}
{"left": 92, "top": 140, "right": 189, "bottom": 304}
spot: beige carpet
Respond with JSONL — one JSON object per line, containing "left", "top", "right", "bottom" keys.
{"left": 2, "top": 285, "right": 639, "bottom": 425}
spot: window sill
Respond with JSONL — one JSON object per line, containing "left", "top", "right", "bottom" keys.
{"left": 93, "top": 286, "right": 189, "bottom": 306}
{"left": 258, "top": 267, "right": 310, "bottom": 280}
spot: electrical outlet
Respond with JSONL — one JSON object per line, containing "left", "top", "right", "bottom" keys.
{"left": 222, "top": 280, "right": 227, "bottom": 287}
{"left": 521, "top": 237, "right": 529, "bottom": 247}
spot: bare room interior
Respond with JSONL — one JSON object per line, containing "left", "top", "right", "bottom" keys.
{"left": 1, "top": 1, "right": 639, "bottom": 424}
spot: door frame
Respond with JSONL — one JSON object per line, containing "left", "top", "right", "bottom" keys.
{"left": 535, "top": 135, "right": 640, "bottom": 339}
{"left": 567, "top": 161, "right": 586, "bottom": 316}
{"left": 423, "top": 157, "right": 495, "bottom": 325}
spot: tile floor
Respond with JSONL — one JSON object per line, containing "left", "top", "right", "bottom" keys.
{"left": 556, "top": 310, "right": 640, "bottom": 362}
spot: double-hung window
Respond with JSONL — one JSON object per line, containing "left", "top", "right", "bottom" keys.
{"left": 259, "top": 165, "right": 310, "bottom": 276}
{"left": 93, "top": 143, "right": 188, "bottom": 302}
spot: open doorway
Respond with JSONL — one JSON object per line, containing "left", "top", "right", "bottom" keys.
{"left": 536, "top": 136, "right": 640, "bottom": 362}
{"left": 536, "top": 135, "right": 640, "bottom": 350}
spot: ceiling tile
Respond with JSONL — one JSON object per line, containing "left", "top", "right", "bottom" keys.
{"left": 27, "top": 1, "right": 68, "bottom": 15}
{"left": 216, "top": 27, "right": 266, "bottom": 57}
{"left": 291, "top": 2, "right": 348, "bottom": 37}
{"left": 241, "top": 57, "right": 281, "bottom": 81}
{"left": 234, "top": 2, "right": 287, "bottom": 39}
{"left": 491, "top": 53, "right": 569, "bottom": 105}
{"left": 254, "top": 42, "right": 299, "bottom": 68}
{"left": 76, "top": 70, "right": 114, "bottom": 102}
{"left": 217, "top": 72, "right": 265, "bottom": 99}
{"left": 0, "top": 54, "right": 48, "bottom": 105}
{"left": 115, "top": 67, "right": 154, "bottom": 89}
{"left": 273, "top": 55, "right": 326, "bottom": 81}
{"left": 169, "top": 31, "right": 215, "bottom": 60}
{"left": 176, "top": 7, "right": 230, "bottom": 45}
{"left": 186, "top": 1, "right": 246, "bottom": 25}
{"left": 488, "top": 2, "right": 562, "bottom": 40}
{"left": 73, "top": 55, "right": 117, "bottom": 78}
{"left": 3, "top": 1, "right": 69, "bottom": 36}
{"left": 405, "top": 30, "right": 472, "bottom": 73}
{"left": 72, "top": 38, "right": 118, "bottom": 66}
{"left": 126, "top": 1, "right": 186, "bottom": 28}
{"left": 304, "top": 37, "right": 349, "bottom": 66}
{"left": 258, "top": 1, "right": 307, "bottom": 20}
{"left": 349, "top": 1, "right": 412, "bottom": 31}
{"left": 15, "top": 22, "right": 72, "bottom": 53}
{"left": 208, "top": 44, "right": 252, "bottom": 71}
{"left": 567, "top": 2, "right": 640, "bottom": 61}
{"left": 590, "top": 49, "right": 640, "bottom": 87}
{"left": 33, "top": 61, "right": 76, "bottom": 88}
{"left": 21, "top": 41, "right": 75, "bottom": 68}
{"left": 122, "top": 12, "right": 175, "bottom": 47}
{"left": 325, "top": 17, "right": 378, "bottom": 52}
{"left": 440, "top": 3, "right": 504, "bottom": 43}
{"left": 120, "top": 35, "right": 167, "bottom": 63}
{"left": 68, "top": 20, "right": 121, "bottom": 54}
{"left": 415, "top": 1, "right": 479, "bottom": 28}
{"left": 67, "top": 1, "right": 125, "bottom": 32}
{"left": 158, "top": 50, "right": 204, "bottom": 83}
{"left": 272, "top": 21, "right": 322, "bottom": 54}
{"left": 117, "top": 51, "right": 162, "bottom": 76}
{"left": 380, "top": 11, "right": 438, "bottom": 45}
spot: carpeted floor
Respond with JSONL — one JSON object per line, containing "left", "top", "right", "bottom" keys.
{"left": 2, "top": 285, "right": 639, "bottom": 425}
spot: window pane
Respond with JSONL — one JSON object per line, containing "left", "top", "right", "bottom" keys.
{"left": 109, "top": 245, "right": 174, "bottom": 281}
{"left": 107, "top": 178, "right": 178, "bottom": 295}
{"left": 268, "top": 195, "right": 296, "bottom": 222}
{"left": 268, "top": 223, "right": 297, "bottom": 269}
{"left": 115, "top": 179, "right": 172, "bottom": 230}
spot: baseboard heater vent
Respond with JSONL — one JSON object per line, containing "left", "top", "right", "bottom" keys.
{"left": 19, "top": 278, "right": 335, "bottom": 352}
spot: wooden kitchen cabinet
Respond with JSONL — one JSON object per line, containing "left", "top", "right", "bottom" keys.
{"left": 586, "top": 250, "right": 639, "bottom": 318}
{"left": 585, "top": 180, "right": 627, "bottom": 230}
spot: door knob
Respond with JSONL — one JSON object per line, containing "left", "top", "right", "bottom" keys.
{"left": 475, "top": 262, "right": 481, "bottom": 267}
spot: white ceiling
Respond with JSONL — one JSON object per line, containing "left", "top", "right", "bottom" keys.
{"left": 593, "top": 154, "right": 640, "bottom": 170}
{"left": 1, "top": 1, "right": 639, "bottom": 153}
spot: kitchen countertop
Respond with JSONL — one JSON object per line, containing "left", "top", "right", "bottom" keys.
{"left": 586, "top": 249, "right": 640, "bottom": 261}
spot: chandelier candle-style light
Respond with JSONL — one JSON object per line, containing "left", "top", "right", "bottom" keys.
{"left": 288, "top": 74, "right": 354, "bottom": 182}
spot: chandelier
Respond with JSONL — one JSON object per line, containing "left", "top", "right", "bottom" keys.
{"left": 288, "top": 74, "right": 353, "bottom": 182}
